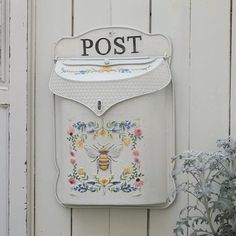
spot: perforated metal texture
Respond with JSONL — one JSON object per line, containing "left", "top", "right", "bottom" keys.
{"left": 49, "top": 59, "right": 171, "bottom": 116}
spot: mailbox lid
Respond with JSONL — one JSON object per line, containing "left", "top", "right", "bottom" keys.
{"left": 49, "top": 56, "right": 171, "bottom": 116}
{"left": 54, "top": 56, "right": 163, "bottom": 82}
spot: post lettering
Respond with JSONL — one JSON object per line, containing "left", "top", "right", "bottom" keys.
{"left": 95, "top": 38, "right": 111, "bottom": 55}
{"left": 127, "top": 35, "right": 142, "bottom": 53}
{"left": 114, "top": 37, "right": 126, "bottom": 55}
{"left": 80, "top": 35, "right": 143, "bottom": 56}
{"left": 80, "top": 38, "right": 93, "bottom": 56}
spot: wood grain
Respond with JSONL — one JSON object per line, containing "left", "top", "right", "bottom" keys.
{"left": 35, "top": 0, "right": 72, "bottom": 235}
{"left": 150, "top": 0, "right": 191, "bottom": 235}
{"left": 9, "top": 0, "right": 27, "bottom": 235}
{"left": 190, "top": 0, "right": 231, "bottom": 150}
{"left": 0, "top": 106, "right": 9, "bottom": 236}
{"left": 111, "top": 0, "right": 149, "bottom": 31}
{"left": 231, "top": 0, "right": 236, "bottom": 138}
{"left": 73, "top": 0, "right": 110, "bottom": 34}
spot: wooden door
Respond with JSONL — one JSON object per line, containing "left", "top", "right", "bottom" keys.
{"left": 32, "top": 0, "right": 234, "bottom": 235}
{"left": 0, "top": 0, "right": 27, "bottom": 236}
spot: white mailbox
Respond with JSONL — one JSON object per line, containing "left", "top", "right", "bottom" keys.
{"left": 49, "top": 27, "right": 176, "bottom": 208}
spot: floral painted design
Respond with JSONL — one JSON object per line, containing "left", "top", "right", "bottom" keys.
{"left": 67, "top": 120, "right": 144, "bottom": 151}
{"left": 67, "top": 120, "right": 144, "bottom": 195}
{"left": 68, "top": 161, "right": 144, "bottom": 194}
{"left": 61, "top": 65, "right": 151, "bottom": 76}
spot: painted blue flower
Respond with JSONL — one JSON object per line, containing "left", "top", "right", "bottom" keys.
{"left": 87, "top": 181, "right": 96, "bottom": 185}
{"left": 119, "top": 68, "right": 131, "bottom": 73}
{"left": 87, "top": 122, "right": 95, "bottom": 133}
{"left": 124, "top": 121, "right": 136, "bottom": 129}
{"left": 74, "top": 184, "right": 87, "bottom": 193}
{"left": 78, "top": 70, "right": 87, "bottom": 75}
{"left": 111, "top": 181, "right": 121, "bottom": 185}
{"left": 73, "top": 121, "right": 86, "bottom": 131}
{"left": 110, "top": 121, "right": 120, "bottom": 132}
{"left": 107, "top": 121, "right": 120, "bottom": 133}
{"left": 121, "top": 184, "right": 133, "bottom": 192}
{"left": 112, "top": 127, "right": 120, "bottom": 132}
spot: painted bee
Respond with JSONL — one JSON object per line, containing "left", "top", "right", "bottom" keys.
{"left": 84, "top": 143, "right": 123, "bottom": 174}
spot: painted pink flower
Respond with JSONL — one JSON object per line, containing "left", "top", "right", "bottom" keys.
{"left": 132, "top": 149, "right": 140, "bottom": 156}
{"left": 134, "top": 128, "right": 142, "bottom": 137}
{"left": 70, "top": 158, "right": 76, "bottom": 165}
{"left": 134, "top": 157, "right": 141, "bottom": 164}
{"left": 133, "top": 178, "right": 144, "bottom": 188}
{"left": 68, "top": 177, "right": 76, "bottom": 185}
{"left": 67, "top": 127, "right": 75, "bottom": 136}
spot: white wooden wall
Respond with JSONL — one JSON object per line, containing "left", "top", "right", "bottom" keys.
{"left": 32, "top": 0, "right": 235, "bottom": 235}
{"left": 0, "top": 1, "right": 27, "bottom": 236}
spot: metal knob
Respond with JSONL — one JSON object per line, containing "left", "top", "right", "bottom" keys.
{"left": 104, "top": 59, "right": 110, "bottom": 65}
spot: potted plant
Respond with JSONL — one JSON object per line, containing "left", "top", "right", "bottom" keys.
{"left": 173, "top": 138, "right": 236, "bottom": 236}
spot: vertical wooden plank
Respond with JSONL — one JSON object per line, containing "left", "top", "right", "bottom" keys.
{"left": 231, "top": 0, "right": 236, "bottom": 138}
{"left": 73, "top": 0, "right": 110, "bottom": 34}
{"left": 0, "top": 0, "right": 10, "bottom": 84}
{"left": 110, "top": 209, "right": 147, "bottom": 236}
{"left": 109, "top": 1, "right": 149, "bottom": 236}
{"left": 0, "top": 105, "right": 9, "bottom": 236}
{"left": 9, "top": 1, "right": 27, "bottom": 235}
{"left": 35, "top": 0, "right": 72, "bottom": 235}
{"left": 72, "top": 209, "right": 109, "bottom": 236}
{"left": 111, "top": 0, "right": 149, "bottom": 31}
{"left": 27, "top": 0, "right": 36, "bottom": 234}
{"left": 190, "top": 0, "right": 231, "bottom": 150}
{"left": 150, "top": 1, "right": 190, "bottom": 235}
{"left": 72, "top": 2, "right": 110, "bottom": 236}
{"left": 189, "top": 1, "right": 230, "bottom": 235}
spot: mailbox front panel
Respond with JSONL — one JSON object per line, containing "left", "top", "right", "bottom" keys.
{"left": 55, "top": 88, "right": 174, "bottom": 207}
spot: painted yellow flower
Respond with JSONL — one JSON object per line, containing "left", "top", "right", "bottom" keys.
{"left": 122, "top": 137, "right": 131, "bottom": 146}
{"left": 99, "top": 177, "right": 109, "bottom": 185}
{"left": 77, "top": 167, "right": 86, "bottom": 175}
{"left": 76, "top": 138, "right": 84, "bottom": 148}
{"left": 98, "top": 128, "right": 107, "bottom": 137}
{"left": 98, "top": 66, "right": 113, "bottom": 73}
{"left": 122, "top": 167, "right": 132, "bottom": 175}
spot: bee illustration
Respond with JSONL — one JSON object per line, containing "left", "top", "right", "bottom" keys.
{"left": 84, "top": 143, "right": 123, "bottom": 174}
